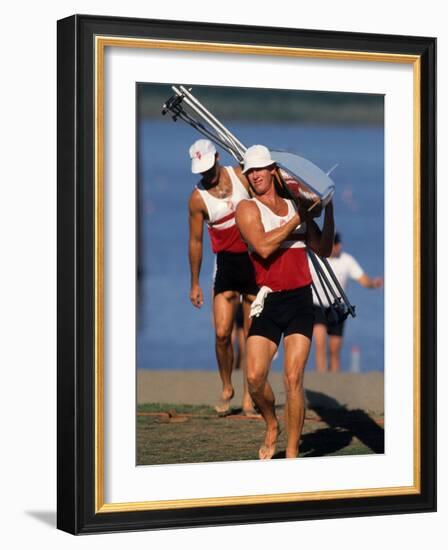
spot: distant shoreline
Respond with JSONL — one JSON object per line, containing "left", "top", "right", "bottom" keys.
{"left": 138, "top": 85, "right": 384, "bottom": 126}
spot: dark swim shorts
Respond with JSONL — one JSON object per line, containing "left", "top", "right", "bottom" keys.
{"left": 248, "top": 285, "right": 314, "bottom": 346}
{"left": 313, "top": 305, "right": 346, "bottom": 337}
{"left": 213, "top": 251, "right": 259, "bottom": 297}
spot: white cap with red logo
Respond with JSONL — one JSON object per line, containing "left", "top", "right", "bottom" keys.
{"left": 189, "top": 139, "right": 217, "bottom": 174}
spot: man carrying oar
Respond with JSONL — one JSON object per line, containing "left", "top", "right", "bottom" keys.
{"left": 236, "top": 145, "right": 335, "bottom": 459}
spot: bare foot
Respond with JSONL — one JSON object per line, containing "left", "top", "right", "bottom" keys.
{"left": 258, "top": 423, "right": 280, "bottom": 460}
{"left": 242, "top": 398, "right": 260, "bottom": 417}
{"left": 215, "top": 387, "right": 235, "bottom": 416}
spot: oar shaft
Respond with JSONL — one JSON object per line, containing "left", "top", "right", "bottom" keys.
{"left": 173, "top": 86, "right": 244, "bottom": 160}
{"left": 179, "top": 86, "right": 247, "bottom": 155}
{"left": 176, "top": 111, "right": 241, "bottom": 162}
{"left": 319, "top": 257, "right": 356, "bottom": 317}
{"left": 308, "top": 250, "right": 338, "bottom": 303}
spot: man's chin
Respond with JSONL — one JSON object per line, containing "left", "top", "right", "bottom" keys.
{"left": 249, "top": 183, "right": 263, "bottom": 194}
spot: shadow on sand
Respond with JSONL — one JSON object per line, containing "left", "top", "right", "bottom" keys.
{"left": 272, "top": 389, "right": 384, "bottom": 459}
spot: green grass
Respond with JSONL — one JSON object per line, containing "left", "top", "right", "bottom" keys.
{"left": 137, "top": 403, "right": 384, "bottom": 466}
{"left": 138, "top": 403, "right": 215, "bottom": 415}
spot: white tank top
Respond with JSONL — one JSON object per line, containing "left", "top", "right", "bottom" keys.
{"left": 196, "top": 166, "right": 249, "bottom": 227}
{"left": 253, "top": 198, "right": 307, "bottom": 249}
{"left": 249, "top": 198, "right": 311, "bottom": 291}
{"left": 196, "top": 166, "right": 250, "bottom": 254}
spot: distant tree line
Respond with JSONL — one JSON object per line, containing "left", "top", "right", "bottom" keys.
{"left": 138, "top": 83, "right": 383, "bottom": 126}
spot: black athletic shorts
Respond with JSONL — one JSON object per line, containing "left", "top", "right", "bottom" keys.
{"left": 213, "top": 251, "right": 259, "bottom": 297}
{"left": 248, "top": 285, "right": 314, "bottom": 346}
{"left": 313, "top": 305, "right": 345, "bottom": 337}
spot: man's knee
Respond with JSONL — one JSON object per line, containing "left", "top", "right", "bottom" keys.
{"left": 246, "top": 369, "right": 265, "bottom": 395}
{"left": 284, "top": 366, "right": 305, "bottom": 393}
{"left": 215, "top": 326, "right": 232, "bottom": 345}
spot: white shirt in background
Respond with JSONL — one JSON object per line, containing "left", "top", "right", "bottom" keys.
{"left": 309, "top": 251, "right": 364, "bottom": 307}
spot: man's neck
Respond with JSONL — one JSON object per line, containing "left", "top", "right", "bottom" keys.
{"left": 255, "top": 183, "right": 282, "bottom": 206}
{"left": 202, "top": 165, "right": 225, "bottom": 190}
{"left": 203, "top": 166, "right": 234, "bottom": 199}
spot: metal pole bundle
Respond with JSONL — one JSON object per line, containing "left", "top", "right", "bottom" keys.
{"left": 162, "top": 85, "right": 245, "bottom": 163}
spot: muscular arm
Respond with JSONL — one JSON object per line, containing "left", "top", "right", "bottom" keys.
{"left": 188, "top": 191, "right": 205, "bottom": 307}
{"left": 305, "top": 201, "right": 335, "bottom": 258}
{"left": 235, "top": 200, "right": 301, "bottom": 259}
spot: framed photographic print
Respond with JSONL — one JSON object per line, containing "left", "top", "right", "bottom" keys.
{"left": 57, "top": 14, "right": 436, "bottom": 534}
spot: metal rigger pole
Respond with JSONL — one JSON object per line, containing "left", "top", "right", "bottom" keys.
{"left": 162, "top": 89, "right": 242, "bottom": 162}
{"left": 178, "top": 86, "right": 247, "bottom": 157}
{"left": 172, "top": 86, "right": 246, "bottom": 160}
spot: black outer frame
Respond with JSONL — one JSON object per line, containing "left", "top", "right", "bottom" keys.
{"left": 57, "top": 14, "right": 436, "bottom": 535}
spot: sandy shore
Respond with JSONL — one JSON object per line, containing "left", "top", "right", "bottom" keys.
{"left": 137, "top": 369, "right": 384, "bottom": 415}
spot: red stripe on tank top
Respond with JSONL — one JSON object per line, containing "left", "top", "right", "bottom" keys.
{"left": 208, "top": 211, "right": 235, "bottom": 226}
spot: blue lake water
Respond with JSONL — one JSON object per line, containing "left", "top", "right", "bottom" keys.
{"left": 137, "top": 119, "right": 384, "bottom": 372}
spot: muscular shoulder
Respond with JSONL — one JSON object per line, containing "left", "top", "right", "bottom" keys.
{"left": 235, "top": 199, "right": 260, "bottom": 223}
{"left": 188, "top": 188, "right": 206, "bottom": 214}
{"left": 236, "top": 198, "right": 257, "bottom": 213}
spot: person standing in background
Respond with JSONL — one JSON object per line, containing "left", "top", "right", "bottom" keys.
{"left": 310, "top": 232, "right": 383, "bottom": 373}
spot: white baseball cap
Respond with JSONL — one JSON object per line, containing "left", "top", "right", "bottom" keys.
{"left": 242, "top": 144, "right": 275, "bottom": 173}
{"left": 189, "top": 139, "right": 217, "bottom": 174}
